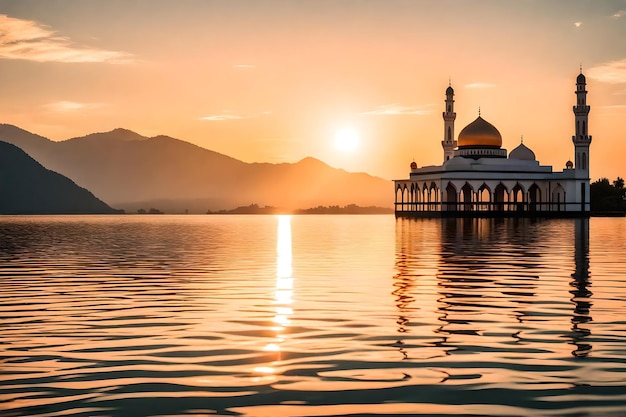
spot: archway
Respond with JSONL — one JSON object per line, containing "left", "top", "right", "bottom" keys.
{"left": 529, "top": 183, "right": 540, "bottom": 212}
{"left": 461, "top": 182, "right": 473, "bottom": 211}
{"left": 429, "top": 182, "right": 439, "bottom": 211}
{"left": 494, "top": 183, "right": 508, "bottom": 211}
{"left": 477, "top": 183, "right": 491, "bottom": 211}
{"left": 552, "top": 184, "right": 565, "bottom": 212}
{"left": 512, "top": 183, "right": 525, "bottom": 212}
{"left": 445, "top": 182, "right": 457, "bottom": 211}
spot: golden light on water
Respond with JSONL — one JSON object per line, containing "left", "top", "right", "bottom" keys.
{"left": 259, "top": 215, "right": 295, "bottom": 374}
{"left": 277, "top": 215, "right": 293, "bottom": 279}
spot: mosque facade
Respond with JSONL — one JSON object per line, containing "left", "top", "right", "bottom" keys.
{"left": 394, "top": 72, "right": 592, "bottom": 218}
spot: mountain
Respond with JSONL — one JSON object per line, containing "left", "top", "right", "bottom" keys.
{"left": 0, "top": 141, "right": 120, "bottom": 214}
{"left": 0, "top": 124, "right": 392, "bottom": 213}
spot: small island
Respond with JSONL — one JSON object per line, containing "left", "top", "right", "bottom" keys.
{"left": 207, "top": 203, "right": 394, "bottom": 215}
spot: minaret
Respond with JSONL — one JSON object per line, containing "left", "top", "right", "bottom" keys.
{"left": 572, "top": 69, "right": 592, "bottom": 176}
{"left": 441, "top": 82, "right": 457, "bottom": 163}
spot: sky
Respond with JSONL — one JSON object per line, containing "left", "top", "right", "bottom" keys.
{"left": 1, "top": 0, "right": 625, "bottom": 181}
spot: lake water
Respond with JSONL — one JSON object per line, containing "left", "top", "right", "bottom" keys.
{"left": 1, "top": 215, "right": 625, "bottom": 417}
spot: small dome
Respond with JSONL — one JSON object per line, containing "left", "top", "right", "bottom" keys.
{"left": 566, "top": 160, "right": 574, "bottom": 169}
{"left": 410, "top": 161, "right": 417, "bottom": 169}
{"left": 509, "top": 142, "right": 536, "bottom": 161}
{"left": 457, "top": 116, "right": 502, "bottom": 148}
{"left": 577, "top": 73, "right": 586, "bottom": 84}
{"left": 446, "top": 86, "right": 454, "bottom": 95}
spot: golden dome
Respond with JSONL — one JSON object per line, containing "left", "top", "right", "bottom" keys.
{"left": 457, "top": 116, "right": 502, "bottom": 148}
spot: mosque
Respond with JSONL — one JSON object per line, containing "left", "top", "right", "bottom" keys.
{"left": 394, "top": 71, "right": 592, "bottom": 217}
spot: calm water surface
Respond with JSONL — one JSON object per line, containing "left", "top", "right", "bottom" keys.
{"left": 1, "top": 215, "right": 625, "bottom": 417}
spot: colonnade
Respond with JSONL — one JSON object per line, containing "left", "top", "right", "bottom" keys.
{"left": 395, "top": 180, "right": 568, "bottom": 214}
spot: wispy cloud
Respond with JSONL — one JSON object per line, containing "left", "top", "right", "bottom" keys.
{"left": 362, "top": 104, "right": 433, "bottom": 116}
{"left": 588, "top": 59, "right": 626, "bottom": 84}
{"left": 200, "top": 114, "right": 247, "bottom": 121}
{"left": 234, "top": 64, "right": 256, "bottom": 69}
{"left": 0, "top": 14, "right": 133, "bottom": 63}
{"left": 574, "top": 21, "right": 583, "bottom": 27}
{"left": 464, "top": 82, "right": 496, "bottom": 89}
{"left": 611, "top": 10, "right": 625, "bottom": 19}
{"left": 199, "top": 111, "right": 271, "bottom": 121}
{"left": 43, "top": 100, "right": 104, "bottom": 112}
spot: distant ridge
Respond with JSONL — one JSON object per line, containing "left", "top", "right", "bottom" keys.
{"left": 0, "top": 141, "right": 120, "bottom": 214}
{"left": 0, "top": 124, "right": 391, "bottom": 213}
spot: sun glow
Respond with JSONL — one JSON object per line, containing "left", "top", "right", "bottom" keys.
{"left": 334, "top": 128, "right": 360, "bottom": 152}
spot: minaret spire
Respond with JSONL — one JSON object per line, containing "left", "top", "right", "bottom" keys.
{"left": 572, "top": 69, "right": 591, "bottom": 175}
{"left": 441, "top": 82, "right": 457, "bottom": 163}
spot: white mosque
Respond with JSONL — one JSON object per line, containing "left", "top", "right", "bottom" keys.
{"left": 394, "top": 71, "right": 592, "bottom": 217}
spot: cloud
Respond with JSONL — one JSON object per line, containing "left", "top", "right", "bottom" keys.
{"left": 234, "top": 64, "right": 256, "bottom": 69}
{"left": 600, "top": 104, "right": 626, "bottom": 108}
{"left": 43, "top": 101, "right": 104, "bottom": 112}
{"left": 611, "top": 10, "right": 625, "bottom": 19}
{"left": 588, "top": 59, "right": 626, "bottom": 84}
{"left": 0, "top": 14, "right": 133, "bottom": 63}
{"left": 362, "top": 104, "right": 433, "bottom": 116}
{"left": 464, "top": 82, "right": 496, "bottom": 89}
{"left": 199, "top": 114, "right": 247, "bottom": 121}
{"left": 574, "top": 21, "right": 583, "bottom": 27}
{"left": 199, "top": 111, "right": 271, "bottom": 121}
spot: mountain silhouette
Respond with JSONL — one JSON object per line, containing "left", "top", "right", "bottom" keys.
{"left": 0, "top": 141, "right": 119, "bottom": 214}
{"left": 0, "top": 124, "right": 391, "bottom": 213}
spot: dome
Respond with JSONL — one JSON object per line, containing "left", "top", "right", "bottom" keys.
{"left": 457, "top": 116, "right": 502, "bottom": 148}
{"left": 509, "top": 142, "right": 536, "bottom": 161}
{"left": 566, "top": 160, "right": 574, "bottom": 169}
{"left": 410, "top": 161, "right": 417, "bottom": 169}
{"left": 577, "top": 73, "right": 586, "bottom": 84}
{"left": 446, "top": 86, "right": 454, "bottom": 95}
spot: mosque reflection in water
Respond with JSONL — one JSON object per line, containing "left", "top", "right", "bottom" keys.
{"left": 393, "top": 217, "right": 592, "bottom": 359}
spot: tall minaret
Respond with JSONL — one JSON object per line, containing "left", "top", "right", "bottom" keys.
{"left": 441, "top": 82, "right": 457, "bottom": 163}
{"left": 572, "top": 69, "right": 592, "bottom": 176}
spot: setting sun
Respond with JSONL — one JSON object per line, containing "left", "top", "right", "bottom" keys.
{"left": 334, "top": 128, "right": 360, "bottom": 152}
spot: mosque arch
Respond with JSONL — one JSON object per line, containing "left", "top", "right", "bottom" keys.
{"left": 512, "top": 183, "right": 525, "bottom": 211}
{"left": 477, "top": 183, "right": 491, "bottom": 211}
{"left": 494, "top": 183, "right": 509, "bottom": 211}
{"left": 528, "top": 183, "right": 541, "bottom": 211}
{"left": 582, "top": 152, "right": 587, "bottom": 170}
{"left": 427, "top": 182, "right": 439, "bottom": 210}
{"left": 552, "top": 184, "right": 566, "bottom": 212}
{"left": 445, "top": 182, "right": 458, "bottom": 211}
{"left": 447, "top": 126, "right": 452, "bottom": 141}
{"left": 402, "top": 184, "right": 409, "bottom": 211}
{"left": 422, "top": 183, "right": 430, "bottom": 210}
{"left": 460, "top": 182, "right": 474, "bottom": 211}
{"left": 395, "top": 184, "right": 404, "bottom": 211}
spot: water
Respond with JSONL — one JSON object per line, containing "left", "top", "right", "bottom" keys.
{"left": 1, "top": 215, "right": 625, "bottom": 417}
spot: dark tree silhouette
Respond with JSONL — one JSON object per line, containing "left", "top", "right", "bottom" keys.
{"left": 590, "top": 177, "right": 626, "bottom": 213}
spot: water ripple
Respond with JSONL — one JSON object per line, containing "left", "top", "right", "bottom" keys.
{"left": 1, "top": 215, "right": 626, "bottom": 416}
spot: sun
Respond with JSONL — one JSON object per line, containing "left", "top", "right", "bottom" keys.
{"left": 334, "top": 128, "right": 360, "bottom": 152}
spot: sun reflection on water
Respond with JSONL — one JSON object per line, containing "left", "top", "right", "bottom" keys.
{"left": 255, "top": 215, "right": 294, "bottom": 377}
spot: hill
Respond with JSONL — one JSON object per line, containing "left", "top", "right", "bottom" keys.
{"left": 0, "top": 124, "right": 392, "bottom": 213}
{"left": 0, "top": 141, "right": 120, "bottom": 214}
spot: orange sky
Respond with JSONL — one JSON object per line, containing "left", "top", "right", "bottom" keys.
{"left": 1, "top": 0, "right": 625, "bottom": 181}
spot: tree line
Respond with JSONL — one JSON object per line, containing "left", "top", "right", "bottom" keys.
{"left": 591, "top": 177, "right": 625, "bottom": 213}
